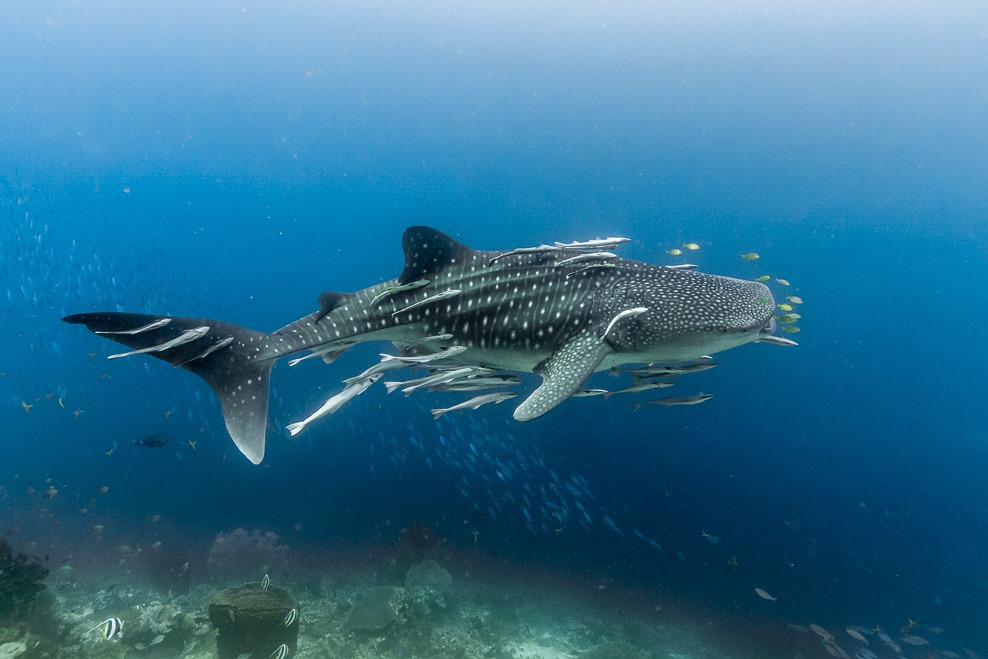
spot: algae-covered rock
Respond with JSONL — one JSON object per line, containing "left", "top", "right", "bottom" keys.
{"left": 0, "top": 539, "right": 49, "bottom": 622}
{"left": 208, "top": 583, "right": 298, "bottom": 659}
{"left": 343, "top": 586, "right": 398, "bottom": 632}
{"left": 0, "top": 641, "right": 27, "bottom": 659}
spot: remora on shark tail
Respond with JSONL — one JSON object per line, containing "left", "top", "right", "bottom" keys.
{"left": 63, "top": 226, "right": 795, "bottom": 464}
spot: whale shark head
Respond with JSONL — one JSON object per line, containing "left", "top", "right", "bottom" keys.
{"left": 600, "top": 270, "right": 778, "bottom": 362}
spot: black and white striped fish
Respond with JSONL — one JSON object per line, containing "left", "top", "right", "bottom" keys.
{"left": 86, "top": 616, "right": 123, "bottom": 640}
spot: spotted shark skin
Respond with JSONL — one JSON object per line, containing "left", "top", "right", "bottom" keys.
{"left": 64, "top": 226, "right": 789, "bottom": 464}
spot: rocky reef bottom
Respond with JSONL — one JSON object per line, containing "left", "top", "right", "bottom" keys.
{"left": 0, "top": 555, "right": 734, "bottom": 659}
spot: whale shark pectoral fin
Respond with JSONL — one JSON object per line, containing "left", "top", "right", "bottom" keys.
{"left": 513, "top": 332, "right": 613, "bottom": 422}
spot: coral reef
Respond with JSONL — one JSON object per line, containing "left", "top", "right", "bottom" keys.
{"left": 121, "top": 599, "right": 191, "bottom": 651}
{"left": 0, "top": 539, "right": 49, "bottom": 622}
{"left": 343, "top": 586, "right": 399, "bottom": 632}
{"left": 404, "top": 559, "right": 454, "bottom": 617}
{"left": 7, "top": 548, "right": 736, "bottom": 659}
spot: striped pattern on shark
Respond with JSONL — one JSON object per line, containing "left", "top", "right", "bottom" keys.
{"left": 63, "top": 226, "right": 793, "bottom": 464}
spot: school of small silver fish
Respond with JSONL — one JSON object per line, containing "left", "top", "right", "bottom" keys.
{"left": 784, "top": 620, "right": 976, "bottom": 659}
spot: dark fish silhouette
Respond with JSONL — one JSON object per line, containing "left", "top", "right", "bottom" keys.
{"left": 132, "top": 433, "right": 169, "bottom": 448}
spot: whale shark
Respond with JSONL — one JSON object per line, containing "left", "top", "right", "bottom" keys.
{"left": 64, "top": 226, "right": 794, "bottom": 464}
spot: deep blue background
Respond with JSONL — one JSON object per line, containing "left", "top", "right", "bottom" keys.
{"left": 2, "top": 1, "right": 987, "bottom": 653}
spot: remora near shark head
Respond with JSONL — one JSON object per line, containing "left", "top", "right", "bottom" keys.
{"left": 64, "top": 226, "right": 794, "bottom": 464}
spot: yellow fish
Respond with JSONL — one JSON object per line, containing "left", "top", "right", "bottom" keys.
{"left": 786, "top": 295, "right": 804, "bottom": 304}
{"left": 740, "top": 252, "right": 760, "bottom": 261}
{"left": 682, "top": 242, "right": 700, "bottom": 251}
{"left": 665, "top": 248, "right": 682, "bottom": 256}
{"left": 781, "top": 325, "right": 801, "bottom": 334}
{"left": 777, "top": 314, "right": 800, "bottom": 324}
{"left": 755, "top": 275, "right": 771, "bottom": 282}
{"left": 775, "top": 278, "right": 791, "bottom": 286}
{"left": 777, "top": 303, "right": 793, "bottom": 312}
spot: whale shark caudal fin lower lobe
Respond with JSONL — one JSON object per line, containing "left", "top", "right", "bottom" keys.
{"left": 62, "top": 312, "right": 277, "bottom": 464}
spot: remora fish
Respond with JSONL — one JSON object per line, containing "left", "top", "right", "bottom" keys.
{"left": 106, "top": 326, "right": 210, "bottom": 359}
{"left": 632, "top": 394, "right": 714, "bottom": 408}
{"left": 431, "top": 391, "right": 518, "bottom": 419}
{"left": 64, "top": 226, "right": 793, "bottom": 464}
{"left": 285, "top": 373, "right": 382, "bottom": 437}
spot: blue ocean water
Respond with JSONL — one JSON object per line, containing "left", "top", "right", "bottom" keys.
{"left": 2, "top": 2, "right": 987, "bottom": 657}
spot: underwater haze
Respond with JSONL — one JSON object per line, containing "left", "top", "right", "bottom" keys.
{"left": 2, "top": 2, "right": 988, "bottom": 658}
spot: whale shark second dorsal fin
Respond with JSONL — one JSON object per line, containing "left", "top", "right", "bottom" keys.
{"left": 398, "top": 226, "right": 474, "bottom": 284}
{"left": 315, "top": 291, "right": 353, "bottom": 322}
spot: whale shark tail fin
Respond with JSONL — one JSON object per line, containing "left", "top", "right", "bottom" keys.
{"left": 63, "top": 312, "right": 277, "bottom": 464}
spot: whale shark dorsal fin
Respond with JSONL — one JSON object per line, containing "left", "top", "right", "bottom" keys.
{"left": 513, "top": 332, "right": 613, "bottom": 421}
{"left": 399, "top": 226, "right": 474, "bottom": 284}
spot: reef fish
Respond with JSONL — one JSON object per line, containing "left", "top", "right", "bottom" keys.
{"left": 64, "top": 226, "right": 793, "bottom": 464}
{"left": 86, "top": 616, "right": 124, "bottom": 640}
{"left": 132, "top": 433, "right": 169, "bottom": 448}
